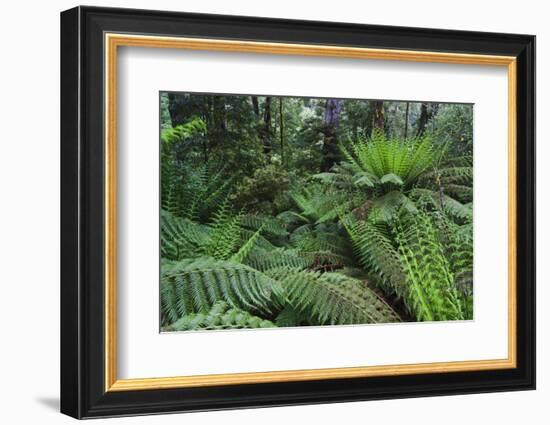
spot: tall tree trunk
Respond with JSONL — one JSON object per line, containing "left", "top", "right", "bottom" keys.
{"left": 251, "top": 96, "right": 260, "bottom": 117}
{"left": 279, "top": 98, "right": 285, "bottom": 167}
{"left": 404, "top": 101, "right": 410, "bottom": 140}
{"left": 263, "top": 97, "right": 272, "bottom": 154}
{"left": 320, "top": 99, "right": 343, "bottom": 172}
{"left": 364, "top": 103, "right": 375, "bottom": 138}
{"left": 373, "top": 100, "right": 385, "bottom": 134}
{"left": 415, "top": 103, "right": 439, "bottom": 137}
{"left": 167, "top": 93, "right": 179, "bottom": 128}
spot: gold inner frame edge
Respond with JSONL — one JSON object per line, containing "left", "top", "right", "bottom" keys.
{"left": 104, "top": 33, "right": 518, "bottom": 392}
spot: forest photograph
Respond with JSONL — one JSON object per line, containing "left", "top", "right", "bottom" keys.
{"left": 159, "top": 92, "right": 474, "bottom": 332}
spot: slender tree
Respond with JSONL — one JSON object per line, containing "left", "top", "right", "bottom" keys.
{"left": 373, "top": 100, "right": 385, "bottom": 134}
{"left": 404, "top": 101, "right": 410, "bottom": 140}
{"left": 263, "top": 97, "right": 272, "bottom": 154}
{"left": 320, "top": 98, "right": 343, "bottom": 171}
{"left": 279, "top": 97, "right": 285, "bottom": 167}
{"left": 416, "top": 103, "right": 439, "bottom": 137}
{"left": 251, "top": 96, "right": 260, "bottom": 117}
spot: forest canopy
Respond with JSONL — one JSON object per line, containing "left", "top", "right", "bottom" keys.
{"left": 160, "top": 92, "right": 473, "bottom": 331}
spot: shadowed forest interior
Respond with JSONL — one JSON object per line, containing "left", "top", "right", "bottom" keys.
{"left": 160, "top": 92, "right": 474, "bottom": 332}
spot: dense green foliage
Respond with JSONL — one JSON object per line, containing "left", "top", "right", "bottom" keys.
{"left": 159, "top": 93, "right": 473, "bottom": 331}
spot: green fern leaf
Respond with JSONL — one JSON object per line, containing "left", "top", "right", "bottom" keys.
{"left": 164, "top": 301, "right": 277, "bottom": 331}
{"left": 266, "top": 267, "right": 401, "bottom": 325}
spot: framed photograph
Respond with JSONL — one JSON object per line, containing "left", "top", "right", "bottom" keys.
{"left": 60, "top": 6, "right": 535, "bottom": 419}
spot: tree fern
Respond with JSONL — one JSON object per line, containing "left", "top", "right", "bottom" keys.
{"left": 340, "top": 131, "right": 435, "bottom": 189}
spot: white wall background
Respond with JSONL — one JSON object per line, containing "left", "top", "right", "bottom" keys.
{"left": 0, "top": 0, "right": 545, "bottom": 423}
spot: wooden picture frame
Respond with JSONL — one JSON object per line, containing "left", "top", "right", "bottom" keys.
{"left": 61, "top": 5, "right": 535, "bottom": 419}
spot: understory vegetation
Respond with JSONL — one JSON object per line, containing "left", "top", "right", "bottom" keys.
{"left": 160, "top": 93, "right": 473, "bottom": 331}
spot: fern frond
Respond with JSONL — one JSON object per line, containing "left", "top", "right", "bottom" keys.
{"left": 160, "top": 257, "right": 282, "bottom": 325}
{"left": 290, "top": 228, "right": 351, "bottom": 258}
{"left": 443, "top": 184, "right": 473, "bottom": 203}
{"left": 340, "top": 133, "right": 435, "bottom": 188}
{"left": 164, "top": 301, "right": 276, "bottom": 331}
{"left": 276, "top": 210, "right": 310, "bottom": 226}
{"left": 160, "top": 209, "right": 211, "bottom": 260}
{"left": 275, "top": 306, "right": 307, "bottom": 327}
{"left": 368, "top": 191, "right": 418, "bottom": 223}
{"left": 393, "top": 211, "right": 465, "bottom": 321}
{"left": 199, "top": 201, "right": 241, "bottom": 260}
{"left": 240, "top": 214, "right": 289, "bottom": 237}
{"left": 231, "top": 225, "right": 264, "bottom": 263}
{"left": 290, "top": 184, "right": 357, "bottom": 224}
{"left": 239, "top": 228, "right": 277, "bottom": 251}
{"left": 244, "top": 248, "right": 315, "bottom": 272}
{"left": 266, "top": 268, "right": 401, "bottom": 325}
{"left": 341, "top": 214, "right": 408, "bottom": 298}
{"left": 164, "top": 162, "right": 232, "bottom": 222}
{"left": 430, "top": 210, "right": 473, "bottom": 297}
{"left": 410, "top": 188, "right": 472, "bottom": 222}
{"left": 429, "top": 166, "right": 473, "bottom": 185}
{"left": 160, "top": 118, "right": 207, "bottom": 145}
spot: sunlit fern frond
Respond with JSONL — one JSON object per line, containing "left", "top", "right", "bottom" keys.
{"left": 163, "top": 301, "right": 276, "bottom": 332}
{"left": 393, "top": 210, "right": 466, "bottom": 321}
{"left": 340, "top": 131, "right": 435, "bottom": 189}
{"left": 160, "top": 118, "right": 207, "bottom": 145}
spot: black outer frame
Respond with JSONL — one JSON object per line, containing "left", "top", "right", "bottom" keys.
{"left": 60, "top": 5, "right": 536, "bottom": 419}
